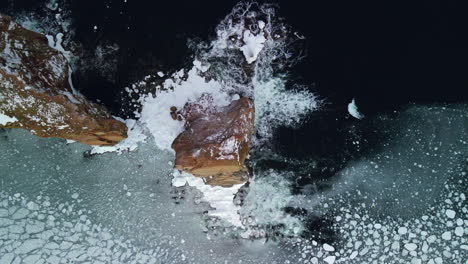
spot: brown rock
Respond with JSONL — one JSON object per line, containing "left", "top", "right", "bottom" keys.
{"left": 170, "top": 111, "right": 177, "bottom": 120}
{"left": 0, "top": 14, "right": 127, "bottom": 145}
{"left": 172, "top": 96, "right": 255, "bottom": 187}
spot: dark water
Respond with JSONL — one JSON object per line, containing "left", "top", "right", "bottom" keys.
{"left": 1, "top": 1, "right": 467, "bottom": 263}
{"left": 2, "top": 0, "right": 467, "bottom": 114}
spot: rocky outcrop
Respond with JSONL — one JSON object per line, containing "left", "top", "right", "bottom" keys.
{"left": 172, "top": 96, "right": 255, "bottom": 187}
{"left": 0, "top": 14, "right": 127, "bottom": 145}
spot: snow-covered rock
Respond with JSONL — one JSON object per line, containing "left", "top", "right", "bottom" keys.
{"left": 0, "top": 13, "right": 127, "bottom": 145}
{"left": 172, "top": 96, "right": 255, "bottom": 187}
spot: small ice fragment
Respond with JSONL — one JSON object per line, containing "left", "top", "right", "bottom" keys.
{"left": 71, "top": 193, "right": 79, "bottom": 199}
{"left": 26, "top": 202, "right": 38, "bottom": 211}
{"left": 441, "top": 231, "right": 451, "bottom": 240}
{"left": 323, "top": 256, "right": 336, "bottom": 264}
{"left": 193, "top": 60, "right": 210, "bottom": 72}
{"left": 172, "top": 176, "right": 187, "bottom": 187}
{"left": 404, "top": 243, "right": 417, "bottom": 251}
{"left": 323, "top": 243, "right": 335, "bottom": 252}
{"left": 445, "top": 209, "right": 456, "bottom": 219}
{"left": 348, "top": 98, "right": 364, "bottom": 119}
{"left": 258, "top": 20, "right": 265, "bottom": 29}
{"left": 398, "top": 227, "right": 408, "bottom": 235}
{"left": 157, "top": 71, "right": 164, "bottom": 77}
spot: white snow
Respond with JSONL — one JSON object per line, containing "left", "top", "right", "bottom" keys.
{"left": 239, "top": 30, "right": 266, "bottom": 64}
{"left": 91, "top": 119, "right": 147, "bottom": 154}
{"left": 0, "top": 112, "right": 18, "bottom": 125}
{"left": 258, "top": 20, "right": 266, "bottom": 30}
{"left": 45, "top": 33, "right": 80, "bottom": 97}
{"left": 348, "top": 98, "right": 364, "bottom": 119}
{"left": 139, "top": 66, "right": 233, "bottom": 152}
{"left": 193, "top": 60, "right": 210, "bottom": 72}
{"left": 171, "top": 170, "right": 244, "bottom": 227}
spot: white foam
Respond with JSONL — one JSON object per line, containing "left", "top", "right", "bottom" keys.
{"left": 239, "top": 170, "right": 303, "bottom": 236}
{"left": 254, "top": 78, "right": 319, "bottom": 140}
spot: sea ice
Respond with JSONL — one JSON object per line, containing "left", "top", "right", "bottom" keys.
{"left": 348, "top": 98, "right": 364, "bottom": 119}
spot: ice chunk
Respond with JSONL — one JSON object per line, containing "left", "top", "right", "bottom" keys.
{"left": 348, "top": 98, "right": 364, "bottom": 119}
{"left": 239, "top": 30, "right": 266, "bottom": 64}
{"left": 323, "top": 243, "right": 335, "bottom": 251}
{"left": 441, "top": 231, "right": 452, "bottom": 240}
{"left": 323, "top": 256, "right": 336, "bottom": 264}
{"left": 398, "top": 227, "right": 408, "bottom": 235}
{"left": 405, "top": 243, "right": 417, "bottom": 251}
{"left": 445, "top": 209, "right": 456, "bottom": 218}
{"left": 0, "top": 112, "right": 18, "bottom": 125}
{"left": 15, "top": 239, "right": 46, "bottom": 254}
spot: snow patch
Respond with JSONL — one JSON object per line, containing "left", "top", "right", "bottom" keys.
{"left": 0, "top": 112, "right": 18, "bottom": 125}
{"left": 91, "top": 119, "right": 147, "bottom": 154}
{"left": 139, "top": 66, "right": 234, "bottom": 152}
{"left": 172, "top": 170, "right": 244, "bottom": 227}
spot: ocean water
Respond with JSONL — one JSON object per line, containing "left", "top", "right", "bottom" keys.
{"left": 1, "top": 104, "right": 466, "bottom": 263}
{"left": 0, "top": 1, "right": 467, "bottom": 263}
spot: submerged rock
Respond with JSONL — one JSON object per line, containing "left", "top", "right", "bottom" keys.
{"left": 0, "top": 14, "right": 127, "bottom": 145}
{"left": 172, "top": 96, "right": 255, "bottom": 187}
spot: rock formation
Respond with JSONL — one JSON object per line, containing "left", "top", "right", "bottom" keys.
{"left": 0, "top": 14, "right": 127, "bottom": 145}
{"left": 172, "top": 96, "right": 255, "bottom": 187}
